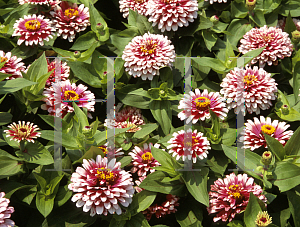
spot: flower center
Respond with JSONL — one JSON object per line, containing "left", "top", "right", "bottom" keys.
{"left": 184, "top": 136, "right": 198, "bottom": 147}
{"left": 98, "top": 146, "right": 108, "bottom": 155}
{"left": 244, "top": 74, "right": 257, "bottom": 86}
{"left": 194, "top": 97, "right": 211, "bottom": 109}
{"left": 0, "top": 57, "right": 7, "bottom": 63}
{"left": 135, "top": 0, "right": 144, "bottom": 2}
{"left": 24, "top": 19, "right": 41, "bottom": 31}
{"left": 64, "top": 8, "right": 79, "bottom": 18}
{"left": 260, "top": 217, "right": 267, "bottom": 223}
{"left": 96, "top": 168, "right": 116, "bottom": 184}
{"left": 262, "top": 34, "right": 273, "bottom": 42}
{"left": 17, "top": 127, "right": 31, "bottom": 139}
{"left": 228, "top": 184, "right": 242, "bottom": 199}
{"left": 141, "top": 152, "right": 153, "bottom": 161}
{"left": 261, "top": 124, "right": 276, "bottom": 135}
{"left": 140, "top": 40, "right": 158, "bottom": 55}
{"left": 63, "top": 90, "right": 79, "bottom": 100}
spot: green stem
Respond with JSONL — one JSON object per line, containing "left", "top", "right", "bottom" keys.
{"left": 20, "top": 140, "right": 25, "bottom": 152}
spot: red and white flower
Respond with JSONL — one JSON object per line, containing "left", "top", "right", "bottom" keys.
{"left": 146, "top": 0, "right": 198, "bottom": 32}
{"left": 205, "top": 0, "right": 227, "bottom": 4}
{"left": 122, "top": 32, "right": 175, "bottom": 80}
{"left": 0, "top": 51, "right": 25, "bottom": 80}
{"left": 178, "top": 89, "right": 228, "bottom": 123}
{"left": 238, "top": 25, "right": 293, "bottom": 68}
{"left": 167, "top": 129, "right": 211, "bottom": 163}
{"left": 119, "top": 0, "right": 149, "bottom": 18}
{"left": 277, "top": 18, "right": 300, "bottom": 31}
{"left": 98, "top": 143, "right": 124, "bottom": 158}
{"left": 41, "top": 80, "right": 95, "bottom": 118}
{"left": 220, "top": 66, "right": 278, "bottom": 115}
{"left": 18, "top": 0, "right": 60, "bottom": 5}
{"left": 68, "top": 156, "right": 135, "bottom": 216}
{"left": 12, "top": 14, "right": 55, "bottom": 46}
{"left": 129, "top": 143, "right": 161, "bottom": 177}
{"left": 4, "top": 121, "right": 41, "bottom": 143}
{"left": 239, "top": 116, "right": 293, "bottom": 151}
{"left": 45, "top": 59, "right": 70, "bottom": 88}
{"left": 0, "top": 192, "right": 15, "bottom": 227}
{"left": 207, "top": 172, "right": 267, "bottom": 222}
{"left": 50, "top": 1, "right": 90, "bottom": 42}
{"left": 142, "top": 194, "right": 180, "bottom": 221}
{"left": 104, "top": 104, "right": 145, "bottom": 132}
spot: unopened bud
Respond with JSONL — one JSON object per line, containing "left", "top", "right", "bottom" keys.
{"left": 210, "top": 15, "right": 219, "bottom": 24}
{"left": 292, "top": 30, "right": 300, "bottom": 43}
{"left": 73, "top": 51, "right": 81, "bottom": 58}
{"left": 246, "top": 0, "right": 256, "bottom": 11}
{"left": 261, "top": 151, "right": 272, "bottom": 165}
{"left": 281, "top": 104, "right": 289, "bottom": 115}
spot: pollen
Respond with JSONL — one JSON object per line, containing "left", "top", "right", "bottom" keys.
{"left": 261, "top": 124, "right": 276, "bottom": 135}
{"left": 24, "top": 19, "right": 41, "bottom": 31}
{"left": 194, "top": 97, "right": 211, "bottom": 109}
{"left": 63, "top": 90, "right": 79, "bottom": 101}
{"left": 64, "top": 8, "right": 79, "bottom": 18}
{"left": 244, "top": 74, "right": 257, "bottom": 86}
{"left": 141, "top": 152, "right": 153, "bottom": 161}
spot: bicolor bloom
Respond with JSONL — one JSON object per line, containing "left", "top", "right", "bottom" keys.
{"left": 207, "top": 173, "right": 267, "bottom": 222}
{"left": 129, "top": 143, "right": 161, "bottom": 176}
{"left": 239, "top": 116, "right": 293, "bottom": 151}
{"left": 0, "top": 192, "right": 15, "bottom": 227}
{"left": 220, "top": 66, "right": 277, "bottom": 115}
{"left": 119, "top": 0, "right": 149, "bottom": 18}
{"left": 167, "top": 129, "right": 211, "bottom": 163}
{"left": 146, "top": 0, "right": 198, "bottom": 32}
{"left": 178, "top": 89, "right": 228, "bottom": 124}
{"left": 45, "top": 59, "right": 70, "bottom": 88}
{"left": 12, "top": 14, "right": 55, "bottom": 46}
{"left": 18, "top": 0, "right": 61, "bottom": 5}
{"left": 104, "top": 105, "right": 145, "bottom": 132}
{"left": 68, "top": 156, "right": 135, "bottom": 216}
{"left": 50, "top": 1, "right": 90, "bottom": 42}
{"left": 4, "top": 121, "right": 41, "bottom": 143}
{"left": 255, "top": 211, "right": 272, "bottom": 227}
{"left": 98, "top": 143, "right": 124, "bottom": 158}
{"left": 239, "top": 25, "right": 293, "bottom": 68}
{"left": 205, "top": 0, "right": 227, "bottom": 4}
{"left": 122, "top": 32, "right": 175, "bottom": 80}
{"left": 0, "top": 51, "right": 25, "bottom": 80}
{"left": 142, "top": 194, "right": 180, "bottom": 221}
{"left": 41, "top": 80, "right": 95, "bottom": 118}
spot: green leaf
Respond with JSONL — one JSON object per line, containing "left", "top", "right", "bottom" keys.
{"left": 0, "top": 181, "right": 32, "bottom": 199}
{"left": 207, "top": 153, "right": 230, "bottom": 175}
{"left": 125, "top": 212, "right": 150, "bottom": 227}
{"left": 202, "top": 30, "right": 218, "bottom": 52}
{"left": 127, "top": 190, "right": 157, "bottom": 216}
{"left": 286, "top": 191, "right": 300, "bottom": 227}
{"left": 231, "top": 0, "right": 248, "bottom": 18}
{"left": 263, "top": 133, "right": 285, "bottom": 161}
{"left": 191, "top": 57, "right": 226, "bottom": 74}
{"left": 180, "top": 168, "right": 209, "bottom": 207}
{"left": 40, "top": 130, "right": 79, "bottom": 149}
{"left": 0, "top": 112, "right": 12, "bottom": 126}
{"left": 244, "top": 193, "right": 263, "bottom": 227}
{"left": 15, "top": 141, "right": 54, "bottom": 165}
{"left": 227, "top": 220, "right": 244, "bottom": 227}
{"left": 70, "top": 31, "right": 98, "bottom": 50}
{"left": 241, "top": 47, "right": 266, "bottom": 65}
{"left": 72, "top": 102, "right": 89, "bottom": 128}
{"left": 117, "top": 156, "right": 132, "bottom": 168}
{"left": 249, "top": 9, "right": 266, "bottom": 27}
{"left": 284, "top": 11, "right": 297, "bottom": 38}
{"left": 133, "top": 123, "right": 158, "bottom": 139}
{"left": 293, "top": 61, "right": 300, "bottom": 102}
{"left": 149, "top": 100, "right": 172, "bottom": 135}
{"left": 0, "top": 78, "right": 36, "bottom": 94}
{"left": 33, "top": 172, "right": 47, "bottom": 192}
{"left": 151, "top": 146, "right": 176, "bottom": 172}
{"left": 226, "top": 19, "right": 252, "bottom": 47}
{"left": 197, "top": 15, "right": 213, "bottom": 30}
{"left": 0, "top": 156, "right": 24, "bottom": 179}
{"left": 26, "top": 52, "right": 48, "bottom": 82}
{"left": 285, "top": 126, "right": 300, "bottom": 156}
{"left": 54, "top": 185, "right": 73, "bottom": 207}
{"left": 89, "top": 3, "right": 109, "bottom": 41}
{"left": 36, "top": 192, "right": 55, "bottom": 217}
{"left": 274, "top": 162, "right": 300, "bottom": 192}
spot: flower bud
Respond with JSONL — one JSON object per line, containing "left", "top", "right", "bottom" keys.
{"left": 255, "top": 211, "right": 272, "bottom": 227}
{"left": 210, "top": 15, "right": 219, "bottom": 24}
{"left": 73, "top": 51, "right": 81, "bottom": 58}
{"left": 261, "top": 151, "right": 272, "bottom": 165}
{"left": 246, "top": 0, "right": 256, "bottom": 11}
{"left": 292, "top": 30, "right": 300, "bottom": 44}
{"left": 280, "top": 104, "right": 289, "bottom": 115}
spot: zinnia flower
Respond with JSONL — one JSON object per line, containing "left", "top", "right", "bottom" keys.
{"left": 50, "top": 1, "right": 90, "bottom": 42}
{"left": 205, "top": 0, "right": 227, "bottom": 4}
{"left": 104, "top": 104, "right": 145, "bottom": 132}
{"left": 12, "top": 14, "right": 56, "bottom": 46}
{"left": 122, "top": 32, "right": 175, "bottom": 80}
{"left": 41, "top": 80, "right": 95, "bottom": 118}
{"left": 142, "top": 194, "right": 180, "bottom": 221}
{"left": 207, "top": 172, "right": 267, "bottom": 222}
{"left": 239, "top": 116, "right": 293, "bottom": 151}
{"left": 98, "top": 143, "right": 124, "bottom": 158}
{"left": 0, "top": 51, "right": 25, "bottom": 80}
{"left": 0, "top": 192, "right": 15, "bottom": 227}
{"left": 277, "top": 18, "right": 300, "bottom": 31}
{"left": 68, "top": 156, "right": 135, "bottom": 216}
{"left": 238, "top": 25, "right": 293, "bottom": 68}
{"left": 255, "top": 211, "right": 272, "bottom": 227}
{"left": 146, "top": 0, "right": 198, "bottom": 32}
{"left": 167, "top": 129, "right": 211, "bottom": 163}
{"left": 45, "top": 59, "right": 70, "bottom": 88}
{"left": 129, "top": 143, "right": 161, "bottom": 176}
{"left": 18, "top": 0, "right": 60, "bottom": 5}
{"left": 178, "top": 88, "right": 228, "bottom": 123}
{"left": 119, "top": 0, "right": 149, "bottom": 18}
{"left": 220, "top": 66, "right": 277, "bottom": 115}
{"left": 4, "top": 121, "right": 41, "bottom": 143}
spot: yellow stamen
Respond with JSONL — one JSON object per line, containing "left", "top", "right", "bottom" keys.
{"left": 244, "top": 74, "right": 257, "bottom": 86}
{"left": 228, "top": 184, "right": 242, "bottom": 199}
{"left": 141, "top": 152, "right": 153, "bottom": 161}
{"left": 24, "top": 20, "right": 41, "bottom": 31}
{"left": 96, "top": 168, "right": 115, "bottom": 182}
{"left": 194, "top": 97, "right": 211, "bottom": 109}
{"left": 140, "top": 40, "right": 158, "bottom": 55}
{"left": 261, "top": 124, "right": 276, "bottom": 135}
{"left": 98, "top": 146, "right": 108, "bottom": 154}
{"left": 64, "top": 8, "right": 79, "bottom": 18}
{"left": 1, "top": 57, "right": 7, "bottom": 63}
{"left": 255, "top": 211, "right": 272, "bottom": 227}
{"left": 64, "top": 90, "right": 79, "bottom": 100}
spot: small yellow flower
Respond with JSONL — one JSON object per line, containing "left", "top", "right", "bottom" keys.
{"left": 255, "top": 211, "right": 272, "bottom": 227}
{"left": 261, "top": 151, "right": 272, "bottom": 165}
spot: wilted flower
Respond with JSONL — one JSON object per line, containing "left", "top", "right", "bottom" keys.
{"left": 239, "top": 116, "right": 293, "bottom": 151}
{"left": 4, "top": 121, "right": 41, "bottom": 143}
{"left": 45, "top": 59, "right": 70, "bottom": 88}
{"left": 207, "top": 172, "right": 267, "bottom": 222}
{"left": 0, "top": 51, "right": 25, "bottom": 80}
{"left": 68, "top": 156, "right": 135, "bottom": 216}
{"left": 178, "top": 88, "right": 228, "bottom": 124}
{"left": 50, "top": 1, "right": 90, "bottom": 42}
{"left": 104, "top": 105, "right": 145, "bottom": 132}
{"left": 142, "top": 194, "right": 180, "bottom": 221}
{"left": 146, "top": 0, "right": 198, "bottom": 32}
{"left": 220, "top": 66, "right": 277, "bottom": 115}
{"left": 255, "top": 211, "right": 272, "bottom": 227}
{"left": 129, "top": 143, "right": 161, "bottom": 176}
{"left": 41, "top": 80, "right": 95, "bottom": 118}
{"left": 167, "top": 129, "right": 211, "bottom": 163}
{"left": 122, "top": 32, "right": 175, "bottom": 80}
{"left": 205, "top": 0, "right": 227, "bottom": 4}
{"left": 0, "top": 192, "right": 15, "bottom": 227}
{"left": 12, "top": 14, "right": 55, "bottom": 46}
{"left": 238, "top": 25, "right": 293, "bottom": 68}
{"left": 119, "top": 0, "right": 149, "bottom": 18}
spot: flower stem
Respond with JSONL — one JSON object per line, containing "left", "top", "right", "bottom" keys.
{"left": 20, "top": 140, "right": 25, "bottom": 152}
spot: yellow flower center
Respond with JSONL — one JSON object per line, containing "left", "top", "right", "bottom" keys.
{"left": 64, "top": 8, "right": 79, "bottom": 18}
{"left": 96, "top": 168, "right": 116, "bottom": 183}
{"left": 24, "top": 20, "right": 41, "bottom": 31}
{"left": 63, "top": 90, "right": 79, "bottom": 101}
{"left": 98, "top": 146, "right": 108, "bottom": 155}
{"left": 0, "top": 57, "right": 7, "bottom": 63}
{"left": 140, "top": 40, "right": 158, "bottom": 55}
{"left": 135, "top": 0, "right": 144, "bottom": 2}
{"left": 194, "top": 97, "right": 211, "bottom": 109}
{"left": 244, "top": 74, "right": 257, "bottom": 86}
{"left": 141, "top": 152, "right": 153, "bottom": 161}
{"left": 261, "top": 124, "right": 276, "bottom": 135}
{"left": 184, "top": 136, "right": 198, "bottom": 147}
{"left": 262, "top": 34, "right": 273, "bottom": 42}
{"left": 255, "top": 211, "right": 272, "bottom": 227}
{"left": 228, "top": 184, "right": 242, "bottom": 199}
{"left": 17, "top": 127, "right": 31, "bottom": 139}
